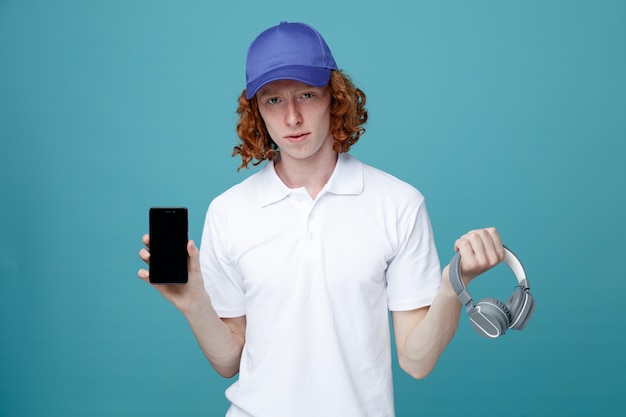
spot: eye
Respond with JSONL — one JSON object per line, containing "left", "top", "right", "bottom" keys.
{"left": 301, "top": 93, "right": 313, "bottom": 99}
{"left": 267, "top": 97, "right": 280, "bottom": 104}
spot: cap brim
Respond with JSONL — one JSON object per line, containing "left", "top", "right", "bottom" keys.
{"left": 246, "top": 65, "right": 332, "bottom": 99}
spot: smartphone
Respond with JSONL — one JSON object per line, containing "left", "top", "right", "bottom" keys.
{"left": 149, "top": 207, "right": 188, "bottom": 284}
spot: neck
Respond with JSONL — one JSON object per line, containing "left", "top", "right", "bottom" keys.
{"left": 274, "top": 150, "right": 338, "bottom": 200}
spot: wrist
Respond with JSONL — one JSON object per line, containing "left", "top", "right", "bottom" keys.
{"left": 440, "top": 266, "right": 462, "bottom": 304}
{"left": 179, "top": 288, "right": 213, "bottom": 317}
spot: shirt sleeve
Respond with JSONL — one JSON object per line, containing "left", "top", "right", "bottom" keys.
{"left": 385, "top": 196, "right": 442, "bottom": 311}
{"left": 199, "top": 201, "right": 247, "bottom": 318}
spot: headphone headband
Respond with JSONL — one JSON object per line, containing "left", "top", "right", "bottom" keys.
{"left": 449, "top": 245, "right": 535, "bottom": 338}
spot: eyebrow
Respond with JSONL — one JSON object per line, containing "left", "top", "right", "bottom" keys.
{"left": 256, "top": 88, "right": 278, "bottom": 98}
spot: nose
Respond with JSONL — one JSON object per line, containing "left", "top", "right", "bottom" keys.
{"left": 284, "top": 99, "right": 302, "bottom": 127}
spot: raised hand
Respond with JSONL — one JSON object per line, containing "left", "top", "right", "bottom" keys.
{"left": 138, "top": 234, "right": 209, "bottom": 313}
{"left": 453, "top": 227, "right": 505, "bottom": 286}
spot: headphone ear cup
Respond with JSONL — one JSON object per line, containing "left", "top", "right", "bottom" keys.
{"left": 506, "top": 289, "right": 535, "bottom": 330}
{"left": 506, "top": 289, "right": 525, "bottom": 328}
{"left": 469, "top": 298, "right": 512, "bottom": 338}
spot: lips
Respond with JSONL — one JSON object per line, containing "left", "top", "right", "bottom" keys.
{"left": 284, "top": 132, "right": 309, "bottom": 142}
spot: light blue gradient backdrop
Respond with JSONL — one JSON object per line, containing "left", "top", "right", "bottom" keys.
{"left": 1, "top": 1, "right": 624, "bottom": 416}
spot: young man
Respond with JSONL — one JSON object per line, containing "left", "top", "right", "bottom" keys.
{"left": 138, "top": 21, "right": 505, "bottom": 417}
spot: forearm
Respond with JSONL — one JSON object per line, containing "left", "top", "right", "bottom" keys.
{"left": 396, "top": 228, "right": 505, "bottom": 379}
{"left": 181, "top": 292, "right": 245, "bottom": 378}
{"left": 138, "top": 238, "right": 244, "bottom": 377}
{"left": 397, "top": 267, "right": 462, "bottom": 379}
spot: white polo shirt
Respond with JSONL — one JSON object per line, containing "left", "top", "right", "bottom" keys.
{"left": 200, "top": 153, "right": 441, "bottom": 417}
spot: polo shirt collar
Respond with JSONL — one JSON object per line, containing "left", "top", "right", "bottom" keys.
{"left": 256, "top": 152, "right": 364, "bottom": 207}
{"left": 325, "top": 153, "right": 364, "bottom": 196}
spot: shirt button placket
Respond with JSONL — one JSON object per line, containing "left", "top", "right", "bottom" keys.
{"left": 308, "top": 212, "right": 315, "bottom": 240}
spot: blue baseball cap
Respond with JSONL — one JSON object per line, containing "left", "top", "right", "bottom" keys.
{"left": 245, "top": 21, "right": 338, "bottom": 99}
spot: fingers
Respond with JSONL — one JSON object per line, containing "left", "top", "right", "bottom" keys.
{"left": 137, "top": 237, "right": 203, "bottom": 292}
{"left": 139, "top": 247, "right": 150, "bottom": 262}
{"left": 139, "top": 233, "right": 151, "bottom": 264}
{"left": 138, "top": 267, "right": 150, "bottom": 282}
{"left": 138, "top": 234, "right": 151, "bottom": 282}
{"left": 455, "top": 227, "right": 503, "bottom": 260}
{"left": 453, "top": 227, "right": 505, "bottom": 282}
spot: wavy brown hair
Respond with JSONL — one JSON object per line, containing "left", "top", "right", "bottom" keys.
{"left": 232, "top": 70, "right": 368, "bottom": 170}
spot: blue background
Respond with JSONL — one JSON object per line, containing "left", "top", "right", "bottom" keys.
{"left": 1, "top": 0, "right": 625, "bottom": 416}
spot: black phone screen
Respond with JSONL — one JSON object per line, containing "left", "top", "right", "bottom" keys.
{"left": 149, "top": 207, "right": 188, "bottom": 284}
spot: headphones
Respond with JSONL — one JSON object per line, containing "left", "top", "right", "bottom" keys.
{"left": 449, "top": 246, "right": 535, "bottom": 338}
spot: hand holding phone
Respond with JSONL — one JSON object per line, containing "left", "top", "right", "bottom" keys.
{"left": 149, "top": 207, "right": 188, "bottom": 284}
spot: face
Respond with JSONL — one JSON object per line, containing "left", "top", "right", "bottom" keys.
{"left": 256, "top": 79, "right": 333, "bottom": 164}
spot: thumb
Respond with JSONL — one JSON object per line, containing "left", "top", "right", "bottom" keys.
{"left": 187, "top": 239, "right": 199, "bottom": 257}
{"left": 187, "top": 240, "right": 202, "bottom": 274}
